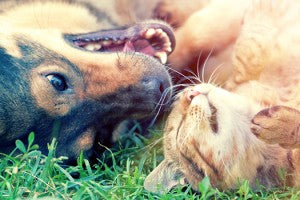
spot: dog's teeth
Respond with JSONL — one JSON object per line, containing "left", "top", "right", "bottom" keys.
{"left": 114, "top": 40, "right": 124, "bottom": 45}
{"left": 145, "top": 28, "right": 156, "bottom": 39}
{"left": 165, "top": 46, "right": 172, "bottom": 53}
{"left": 160, "top": 32, "right": 168, "bottom": 39}
{"left": 156, "top": 29, "right": 163, "bottom": 35}
{"left": 155, "top": 51, "right": 167, "bottom": 64}
{"left": 94, "top": 44, "right": 102, "bottom": 50}
{"left": 84, "top": 43, "right": 101, "bottom": 51}
{"left": 102, "top": 40, "right": 112, "bottom": 46}
{"left": 161, "top": 32, "right": 170, "bottom": 43}
{"left": 163, "top": 42, "right": 172, "bottom": 52}
{"left": 164, "top": 42, "right": 171, "bottom": 48}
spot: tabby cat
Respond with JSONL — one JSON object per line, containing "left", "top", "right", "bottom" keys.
{"left": 145, "top": 0, "right": 300, "bottom": 193}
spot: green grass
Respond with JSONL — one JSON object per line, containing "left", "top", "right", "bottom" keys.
{"left": 0, "top": 126, "right": 299, "bottom": 200}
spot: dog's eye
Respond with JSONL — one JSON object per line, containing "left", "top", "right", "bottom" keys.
{"left": 46, "top": 74, "right": 68, "bottom": 91}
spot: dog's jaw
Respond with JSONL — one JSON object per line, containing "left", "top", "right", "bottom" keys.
{"left": 65, "top": 22, "right": 175, "bottom": 64}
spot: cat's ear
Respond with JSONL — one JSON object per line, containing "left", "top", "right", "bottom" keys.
{"left": 144, "top": 160, "right": 184, "bottom": 194}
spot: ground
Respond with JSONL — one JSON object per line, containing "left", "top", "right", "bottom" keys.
{"left": 0, "top": 124, "right": 299, "bottom": 199}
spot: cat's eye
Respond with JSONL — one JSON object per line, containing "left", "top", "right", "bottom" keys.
{"left": 46, "top": 74, "right": 68, "bottom": 91}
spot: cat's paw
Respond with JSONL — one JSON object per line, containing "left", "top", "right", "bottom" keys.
{"left": 153, "top": 0, "right": 180, "bottom": 27}
{"left": 251, "top": 106, "right": 300, "bottom": 148}
{"left": 153, "top": 0, "right": 205, "bottom": 28}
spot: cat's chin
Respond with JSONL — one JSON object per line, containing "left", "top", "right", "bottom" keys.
{"left": 164, "top": 83, "right": 263, "bottom": 185}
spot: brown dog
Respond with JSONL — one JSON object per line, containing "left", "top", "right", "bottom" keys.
{"left": 0, "top": 0, "right": 175, "bottom": 162}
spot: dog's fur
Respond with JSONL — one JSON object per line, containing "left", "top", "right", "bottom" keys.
{"left": 0, "top": 0, "right": 175, "bottom": 162}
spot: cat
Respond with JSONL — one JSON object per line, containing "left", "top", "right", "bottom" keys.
{"left": 154, "top": 0, "right": 249, "bottom": 84}
{"left": 144, "top": 0, "right": 300, "bottom": 193}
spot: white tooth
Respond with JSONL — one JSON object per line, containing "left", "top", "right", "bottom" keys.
{"left": 156, "top": 29, "right": 163, "bottom": 34}
{"left": 164, "top": 42, "right": 172, "bottom": 52}
{"left": 164, "top": 42, "right": 171, "bottom": 47}
{"left": 84, "top": 44, "right": 96, "bottom": 51}
{"left": 165, "top": 46, "right": 172, "bottom": 53}
{"left": 114, "top": 40, "right": 124, "bottom": 44}
{"left": 145, "top": 28, "right": 156, "bottom": 39}
{"left": 94, "top": 43, "right": 102, "bottom": 50}
{"left": 155, "top": 52, "right": 167, "bottom": 64}
{"left": 102, "top": 40, "right": 112, "bottom": 46}
{"left": 160, "top": 32, "right": 168, "bottom": 39}
{"left": 84, "top": 43, "right": 102, "bottom": 51}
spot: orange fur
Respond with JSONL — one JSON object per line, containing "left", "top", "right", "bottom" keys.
{"left": 145, "top": 0, "right": 300, "bottom": 193}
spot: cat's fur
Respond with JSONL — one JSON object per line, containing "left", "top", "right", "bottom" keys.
{"left": 145, "top": 0, "right": 300, "bottom": 193}
{"left": 154, "top": 0, "right": 249, "bottom": 83}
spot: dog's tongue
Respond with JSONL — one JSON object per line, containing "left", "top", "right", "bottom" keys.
{"left": 123, "top": 40, "right": 156, "bottom": 55}
{"left": 123, "top": 41, "right": 135, "bottom": 52}
{"left": 65, "top": 23, "right": 176, "bottom": 64}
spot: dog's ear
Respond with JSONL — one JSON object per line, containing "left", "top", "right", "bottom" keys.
{"left": 144, "top": 160, "right": 184, "bottom": 194}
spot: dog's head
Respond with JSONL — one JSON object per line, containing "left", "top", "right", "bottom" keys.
{"left": 0, "top": 1, "right": 175, "bottom": 161}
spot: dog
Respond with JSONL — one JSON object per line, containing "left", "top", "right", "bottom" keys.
{"left": 0, "top": 0, "right": 175, "bottom": 162}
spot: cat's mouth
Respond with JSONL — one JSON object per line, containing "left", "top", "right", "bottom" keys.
{"left": 65, "top": 23, "right": 175, "bottom": 64}
{"left": 208, "top": 103, "right": 218, "bottom": 133}
{"left": 184, "top": 88, "right": 219, "bottom": 133}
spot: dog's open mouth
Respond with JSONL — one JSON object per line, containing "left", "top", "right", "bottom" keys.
{"left": 65, "top": 23, "right": 175, "bottom": 64}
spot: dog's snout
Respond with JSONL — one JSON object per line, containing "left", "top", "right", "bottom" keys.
{"left": 141, "top": 77, "right": 168, "bottom": 95}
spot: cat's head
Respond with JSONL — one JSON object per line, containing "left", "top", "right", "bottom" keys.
{"left": 144, "top": 83, "right": 262, "bottom": 193}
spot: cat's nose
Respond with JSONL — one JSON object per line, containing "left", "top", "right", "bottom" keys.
{"left": 186, "top": 89, "right": 201, "bottom": 101}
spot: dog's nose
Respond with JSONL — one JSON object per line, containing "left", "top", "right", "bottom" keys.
{"left": 141, "top": 77, "right": 167, "bottom": 95}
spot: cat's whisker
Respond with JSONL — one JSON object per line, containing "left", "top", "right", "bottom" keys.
{"left": 154, "top": 83, "right": 192, "bottom": 107}
{"left": 128, "top": 133, "right": 167, "bottom": 153}
{"left": 185, "top": 68, "right": 199, "bottom": 79}
{"left": 210, "top": 73, "right": 222, "bottom": 87}
{"left": 207, "top": 63, "right": 224, "bottom": 84}
{"left": 143, "top": 136, "right": 164, "bottom": 150}
{"left": 177, "top": 76, "right": 202, "bottom": 85}
{"left": 150, "top": 83, "right": 190, "bottom": 127}
{"left": 184, "top": 68, "right": 203, "bottom": 84}
{"left": 196, "top": 50, "right": 203, "bottom": 80}
{"left": 165, "top": 65, "right": 197, "bottom": 84}
{"left": 215, "top": 80, "right": 228, "bottom": 88}
{"left": 153, "top": 87, "right": 171, "bottom": 110}
{"left": 202, "top": 48, "right": 215, "bottom": 83}
{"left": 150, "top": 92, "right": 171, "bottom": 127}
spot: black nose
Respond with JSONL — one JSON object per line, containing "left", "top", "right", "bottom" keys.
{"left": 141, "top": 77, "right": 168, "bottom": 95}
